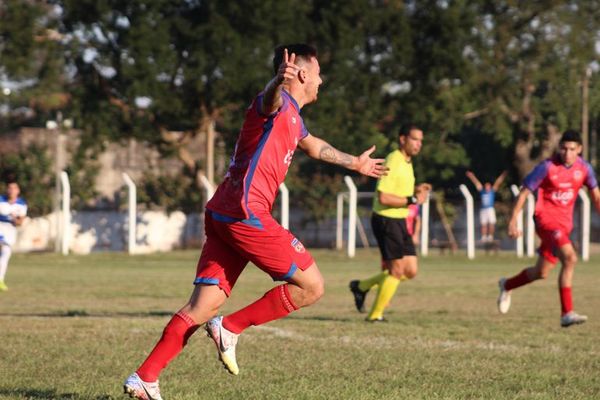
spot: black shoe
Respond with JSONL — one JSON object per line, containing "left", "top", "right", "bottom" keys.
{"left": 349, "top": 280, "right": 367, "bottom": 313}
{"left": 365, "top": 316, "right": 388, "bottom": 323}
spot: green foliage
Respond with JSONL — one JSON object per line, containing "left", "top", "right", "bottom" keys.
{"left": 137, "top": 171, "right": 203, "bottom": 213}
{"left": 64, "top": 146, "right": 100, "bottom": 211}
{"left": 0, "top": 145, "right": 53, "bottom": 216}
{"left": 3, "top": 0, "right": 600, "bottom": 216}
{"left": 0, "top": 143, "right": 101, "bottom": 214}
{"left": 0, "top": 0, "right": 44, "bottom": 78}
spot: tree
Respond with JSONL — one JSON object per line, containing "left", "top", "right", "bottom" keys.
{"left": 0, "top": 0, "right": 68, "bottom": 128}
{"left": 460, "top": 1, "right": 600, "bottom": 178}
{"left": 59, "top": 0, "right": 314, "bottom": 201}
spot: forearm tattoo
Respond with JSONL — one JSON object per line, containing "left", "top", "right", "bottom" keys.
{"left": 319, "top": 145, "right": 353, "bottom": 167}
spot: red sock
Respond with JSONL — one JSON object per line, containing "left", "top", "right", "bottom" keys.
{"left": 559, "top": 286, "right": 573, "bottom": 315}
{"left": 137, "top": 312, "right": 199, "bottom": 382}
{"left": 222, "top": 284, "right": 298, "bottom": 334}
{"left": 505, "top": 269, "right": 532, "bottom": 291}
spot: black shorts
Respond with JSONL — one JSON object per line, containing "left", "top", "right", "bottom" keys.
{"left": 371, "top": 213, "right": 416, "bottom": 261}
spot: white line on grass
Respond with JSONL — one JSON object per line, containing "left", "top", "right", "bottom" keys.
{"left": 251, "top": 326, "right": 564, "bottom": 354}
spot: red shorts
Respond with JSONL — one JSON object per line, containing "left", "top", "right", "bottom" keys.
{"left": 194, "top": 210, "right": 314, "bottom": 296}
{"left": 536, "top": 224, "right": 571, "bottom": 264}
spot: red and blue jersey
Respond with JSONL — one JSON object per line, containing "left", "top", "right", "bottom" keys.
{"left": 207, "top": 90, "right": 308, "bottom": 226}
{"left": 523, "top": 155, "right": 597, "bottom": 231}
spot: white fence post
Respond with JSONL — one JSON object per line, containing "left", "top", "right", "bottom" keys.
{"left": 420, "top": 192, "right": 430, "bottom": 257}
{"left": 526, "top": 193, "right": 535, "bottom": 258}
{"left": 510, "top": 185, "right": 524, "bottom": 258}
{"left": 579, "top": 189, "right": 591, "bottom": 261}
{"left": 336, "top": 192, "right": 345, "bottom": 250}
{"left": 344, "top": 176, "right": 357, "bottom": 258}
{"left": 459, "top": 184, "right": 475, "bottom": 259}
{"left": 122, "top": 173, "right": 137, "bottom": 255}
{"left": 199, "top": 175, "right": 215, "bottom": 208}
{"left": 279, "top": 183, "right": 289, "bottom": 230}
{"left": 60, "top": 171, "right": 70, "bottom": 255}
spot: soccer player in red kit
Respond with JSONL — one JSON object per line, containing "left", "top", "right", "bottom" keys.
{"left": 498, "top": 130, "right": 600, "bottom": 327}
{"left": 123, "top": 44, "right": 388, "bottom": 400}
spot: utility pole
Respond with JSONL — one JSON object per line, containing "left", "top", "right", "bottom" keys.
{"left": 591, "top": 119, "right": 597, "bottom": 168}
{"left": 207, "top": 120, "right": 215, "bottom": 184}
{"left": 582, "top": 67, "right": 592, "bottom": 160}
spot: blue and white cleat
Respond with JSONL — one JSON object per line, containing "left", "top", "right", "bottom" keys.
{"left": 123, "top": 372, "right": 163, "bottom": 400}
{"left": 206, "top": 316, "right": 240, "bottom": 375}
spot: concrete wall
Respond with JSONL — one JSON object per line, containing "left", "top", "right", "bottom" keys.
{"left": 14, "top": 211, "right": 204, "bottom": 254}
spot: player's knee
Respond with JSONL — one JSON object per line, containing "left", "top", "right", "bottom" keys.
{"left": 404, "top": 268, "right": 418, "bottom": 280}
{"left": 537, "top": 269, "right": 549, "bottom": 280}
{"left": 564, "top": 252, "right": 577, "bottom": 266}
{"left": 305, "top": 278, "right": 325, "bottom": 305}
{"left": 389, "top": 269, "right": 404, "bottom": 279}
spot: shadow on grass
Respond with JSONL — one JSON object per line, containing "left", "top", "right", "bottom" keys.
{"left": 0, "top": 388, "right": 114, "bottom": 399}
{"left": 287, "top": 314, "right": 356, "bottom": 323}
{"left": 0, "top": 310, "right": 173, "bottom": 318}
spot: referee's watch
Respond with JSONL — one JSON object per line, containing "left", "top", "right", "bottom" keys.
{"left": 406, "top": 195, "right": 417, "bottom": 205}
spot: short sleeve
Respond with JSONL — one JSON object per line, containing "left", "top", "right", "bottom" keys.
{"left": 523, "top": 161, "right": 549, "bottom": 192}
{"left": 376, "top": 154, "right": 398, "bottom": 193}
{"left": 299, "top": 119, "right": 309, "bottom": 140}
{"left": 584, "top": 161, "right": 598, "bottom": 189}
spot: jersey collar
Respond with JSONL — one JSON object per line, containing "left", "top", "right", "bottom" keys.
{"left": 282, "top": 89, "right": 301, "bottom": 113}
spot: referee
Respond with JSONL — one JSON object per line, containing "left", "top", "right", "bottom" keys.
{"left": 350, "top": 124, "right": 431, "bottom": 322}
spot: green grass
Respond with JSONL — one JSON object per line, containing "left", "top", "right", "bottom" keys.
{"left": 1, "top": 249, "right": 600, "bottom": 399}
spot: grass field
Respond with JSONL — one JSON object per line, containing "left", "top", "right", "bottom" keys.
{"left": 1, "top": 249, "right": 600, "bottom": 399}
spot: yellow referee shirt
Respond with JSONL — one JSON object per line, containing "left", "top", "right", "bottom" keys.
{"left": 372, "top": 149, "right": 415, "bottom": 219}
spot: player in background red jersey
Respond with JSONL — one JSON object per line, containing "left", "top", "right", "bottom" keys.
{"left": 123, "top": 44, "right": 387, "bottom": 400}
{"left": 497, "top": 130, "right": 600, "bottom": 327}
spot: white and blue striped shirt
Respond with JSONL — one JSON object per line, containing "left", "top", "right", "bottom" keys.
{"left": 0, "top": 195, "right": 27, "bottom": 224}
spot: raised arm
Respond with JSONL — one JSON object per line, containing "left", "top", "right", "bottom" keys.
{"left": 507, "top": 187, "right": 531, "bottom": 238}
{"left": 465, "top": 170, "right": 483, "bottom": 191}
{"left": 492, "top": 170, "right": 508, "bottom": 191}
{"left": 298, "top": 133, "right": 388, "bottom": 178}
{"left": 260, "top": 49, "right": 300, "bottom": 115}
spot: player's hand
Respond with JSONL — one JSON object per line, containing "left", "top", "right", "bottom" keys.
{"left": 276, "top": 48, "right": 301, "bottom": 85}
{"left": 508, "top": 218, "right": 521, "bottom": 238}
{"left": 354, "top": 145, "right": 388, "bottom": 178}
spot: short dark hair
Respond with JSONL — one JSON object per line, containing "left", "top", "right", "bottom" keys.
{"left": 399, "top": 123, "right": 421, "bottom": 137}
{"left": 273, "top": 44, "right": 318, "bottom": 74}
{"left": 4, "top": 174, "right": 17, "bottom": 186}
{"left": 560, "top": 129, "right": 582, "bottom": 144}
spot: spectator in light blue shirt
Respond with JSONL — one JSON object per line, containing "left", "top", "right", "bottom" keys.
{"left": 466, "top": 170, "right": 507, "bottom": 242}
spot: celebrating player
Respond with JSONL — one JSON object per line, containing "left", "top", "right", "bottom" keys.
{"left": 349, "top": 124, "right": 430, "bottom": 322}
{"left": 465, "top": 170, "right": 507, "bottom": 242}
{"left": 0, "top": 179, "right": 27, "bottom": 292}
{"left": 123, "top": 44, "right": 387, "bottom": 400}
{"left": 497, "top": 130, "right": 600, "bottom": 327}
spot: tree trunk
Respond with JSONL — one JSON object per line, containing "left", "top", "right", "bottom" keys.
{"left": 510, "top": 81, "right": 562, "bottom": 180}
